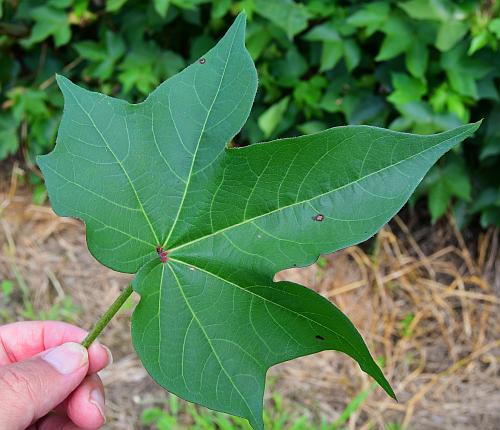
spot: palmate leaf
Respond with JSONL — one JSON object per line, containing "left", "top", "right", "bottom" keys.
{"left": 38, "top": 13, "right": 480, "bottom": 429}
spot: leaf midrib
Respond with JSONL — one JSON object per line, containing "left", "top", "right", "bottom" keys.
{"left": 169, "top": 257, "right": 368, "bottom": 364}
{"left": 166, "top": 263, "right": 258, "bottom": 424}
{"left": 167, "top": 127, "right": 472, "bottom": 254}
{"left": 161, "top": 17, "right": 243, "bottom": 249}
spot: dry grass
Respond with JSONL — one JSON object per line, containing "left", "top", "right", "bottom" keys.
{"left": 1, "top": 165, "right": 499, "bottom": 430}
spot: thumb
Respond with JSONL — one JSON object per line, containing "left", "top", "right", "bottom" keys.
{"left": 0, "top": 342, "right": 89, "bottom": 430}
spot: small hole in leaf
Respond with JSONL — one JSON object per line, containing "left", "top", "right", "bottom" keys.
{"left": 312, "top": 214, "right": 324, "bottom": 222}
{"left": 199, "top": 58, "right": 206, "bottom": 64}
{"left": 315, "top": 335, "right": 325, "bottom": 341}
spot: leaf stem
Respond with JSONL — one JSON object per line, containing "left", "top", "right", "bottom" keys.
{"left": 81, "top": 284, "right": 134, "bottom": 348}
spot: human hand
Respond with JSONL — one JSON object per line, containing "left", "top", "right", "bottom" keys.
{"left": 0, "top": 321, "right": 112, "bottom": 430}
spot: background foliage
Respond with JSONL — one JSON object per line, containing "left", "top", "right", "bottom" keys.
{"left": 0, "top": 0, "right": 499, "bottom": 227}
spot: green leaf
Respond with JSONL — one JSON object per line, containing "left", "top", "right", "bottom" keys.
{"left": 1, "top": 280, "right": 14, "bottom": 299}
{"left": 106, "top": 0, "right": 128, "bottom": 12}
{"left": 320, "top": 40, "right": 343, "bottom": 72}
{"left": 399, "top": 0, "right": 433, "bottom": 20}
{"left": 441, "top": 43, "right": 491, "bottom": 99}
{"left": 399, "top": 0, "right": 451, "bottom": 21}
{"left": 303, "top": 22, "right": 340, "bottom": 42}
{"left": 428, "top": 179, "right": 450, "bottom": 221}
{"left": 254, "top": 0, "right": 309, "bottom": 39}
{"left": 32, "top": 183, "right": 48, "bottom": 205}
{"left": 388, "top": 73, "right": 426, "bottom": 106}
{"left": 293, "top": 75, "right": 327, "bottom": 117}
{"left": 154, "top": 0, "right": 170, "bottom": 17}
{"left": 170, "top": 0, "right": 208, "bottom": 10}
{"left": 470, "top": 188, "right": 500, "bottom": 214}
{"left": 76, "top": 32, "right": 126, "bottom": 81}
{"left": 468, "top": 30, "right": 490, "bottom": 55}
{"left": 443, "top": 162, "right": 471, "bottom": 201}
{"left": 246, "top": 22, "right": 272, "bottom": 60}
{"left": 22, "top": 5, "right": 71, "bottom": 47}
{"left": 297, "top": 120, "right": 327, "bottom": 135}
{"left": 426, "top": 157, "right": 471, "bottom": 222}
{"left": 38, "top": 13, "right": 481, "bottom": 429}
{"left": 7, "top": 87, "right": 49, "bottom": 122}
{"left": 271, "top": 48, "right": 307, "bottom": 87}
{"left": 343, "top": 39, "right": 361, "bottom": 72}
{"left": 304, "top": 0, "right": 336, "bottom": 19}
{"left": 212, "top": 0, "right": 231, "bottom": 19}
{"left": 375, "top": 15, "right": 413, "bottom": 61}
{"left": 376, "top": 33, "right": 410, "bottom": 61}
{"left": 0, "top": 112, "right": 19, "bottom": 160}
{"left": 258, "top": 97, "right": 289, "bottom": 138}
{"left": 75, "top": 41, "right": 108, "bottom": 62}
{"left": 347, "top": 2, "right": 390, "bottom": 36}
{"left": 117, "top": 41, "right": 184, "bottom": 95}
{"left": 489, "top": 18, "right": 500, "bottom": 38}
{"left": 435, "top": 20, "right": 468, "bottom": 51}
{"left": 405, "top": 40, "right": 428, "bottom": 78}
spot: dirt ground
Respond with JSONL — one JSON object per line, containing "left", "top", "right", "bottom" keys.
{"left": 1, "top": 167, "right": 499, "bottom": 430}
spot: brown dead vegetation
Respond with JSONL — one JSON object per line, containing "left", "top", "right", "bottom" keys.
{"left": 1, "top": 165, "right": 499, "bottom": 429}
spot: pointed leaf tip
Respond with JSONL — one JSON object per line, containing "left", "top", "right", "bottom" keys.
{"left": 472, "top": 118, "right": 483, "bottom": 132}
{"left": 235, "top": 10, "right": 247, "bottom": 21}
{"left": 54, "top": 73, "right": 65, "bottom": 87}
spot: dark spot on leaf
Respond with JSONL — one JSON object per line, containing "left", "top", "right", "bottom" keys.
{"left": 199, "top": 58, "right": 206, "bottom": 64}
{"left": 312, "top": 214, "right": 324, "bottom": 222}
{"left": 315, "top": 335, "right": 325, "bottom": 341}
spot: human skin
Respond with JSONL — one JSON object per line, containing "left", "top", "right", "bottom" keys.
{"left": 0, "top": 321, "right": 111, "bottom": 430}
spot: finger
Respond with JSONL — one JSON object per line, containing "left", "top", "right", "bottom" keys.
{"left": 36, "top": 414, "right": 83, "bottom": 430}
{"left": 0, "top": 321, "right": 112, "bottom": 372}
{"left": 0, "top": 342, "right": 89, "bottom": 430}
{"left": 66, "top": 374, "right": 106, "bottom": 429}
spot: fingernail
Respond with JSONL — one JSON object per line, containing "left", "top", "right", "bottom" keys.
{"left": 103, "top": 345, "right": 113, "bottom": 367}
{"left": 42, "top": 342, "right": 88, "bottom": 374}
{"left": 90, "top": 388, "right": 106, "bottom": 422}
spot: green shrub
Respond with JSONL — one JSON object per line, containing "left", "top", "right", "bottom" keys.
{"left": 0, "top": 0, "right": 499, "bottom": 226}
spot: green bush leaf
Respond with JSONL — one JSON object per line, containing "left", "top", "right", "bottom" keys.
{"left": 375, "top": 16, "right": 413, "bottom": 61}
{"left": 343, "top": 39, "right": 361, "bottom": 72}
{"left": 489, "top": 18, "right": 500, "bottom": 38}
{"left": 376, "top": 33, "right": 410, "bottom": 61}
{"left": 347, "top": 2, "right": 390, "bottom": 36}
{"left": 436, "top": 20, "right": 468, "bottom": 51}
{"left": 441, "top": 44, "right": 491, "bottom": 100}
{"left": 106, "top": 0, "right": 128, "bottom": 12}
{"left": 154, "top": 0, "right": 170, "bottom": 17}
{"left": 388, "top": 73, "right": 426, "bottom": 106}
{"left": 258, "top": 97, "right": 289, "bottom": 138}
{"left": 303, "top": 22, "right": 340, "bottom": 42}
{"left": 0, "top": 112, "right": 19, "bottom": 160}
{"left": 399, "top": 0, "right": 451, "bottom": 21}
{"left": 253, "top": 0, "right": 309, "bottom": 39}
{"left": 320, "top": 40, "right": 343, "bottom": 71}
{"left": 38, "top": 13, "right": 480, "bottom": 429}
{"left": 405, "top": 40, "right": 428, "bottom": 78}
{"left": 22, "top": 4, "right": 71, "bottom": 47}
{"left": 428, "top": 179, "right": 450, "bottom": 221}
